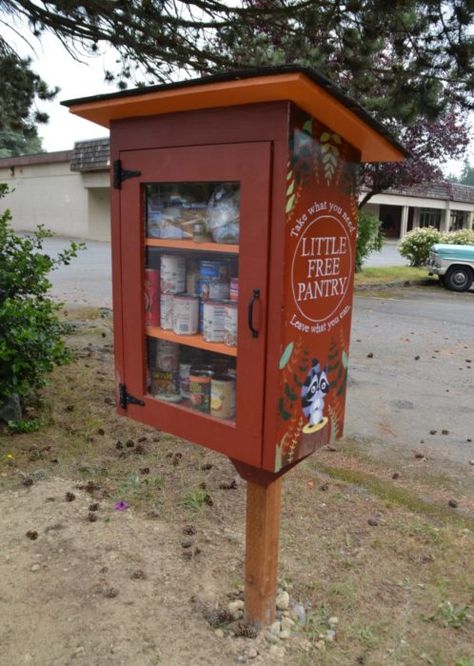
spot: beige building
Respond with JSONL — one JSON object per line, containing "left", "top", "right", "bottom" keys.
{"left": 0, "top": 139, "right": 110, "bottom": 241}
{"left": 362, "top": 182, "right": 474, "bottom": 238}
{"left": 1, "top": 138, "right": 473, "bottom": 241}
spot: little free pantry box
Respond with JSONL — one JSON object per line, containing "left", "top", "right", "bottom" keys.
{"left": 65, "top": 67, "right": 405, "bottom": 479}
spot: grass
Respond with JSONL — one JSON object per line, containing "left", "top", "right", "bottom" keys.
{"left": 421, "top": 601, "right": 470, "bottom": 630}
{"left": 181, "top": 487, "right": 213, "bottom": 511}
{"left": 355, "top": 265, "right": 432, "bottom": 287}
{"left": 312, "top": 461, "right": 474, "bottom": 530}
{"left": 1, "top": 308, "right": 473, "bottom": 666}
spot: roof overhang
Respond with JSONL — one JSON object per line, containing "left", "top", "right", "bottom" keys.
{"left": 63, "top": 67, "right": 407, "bottom": 163}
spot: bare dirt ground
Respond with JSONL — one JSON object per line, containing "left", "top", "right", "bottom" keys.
{"left": 0, "top": 310, "right": 473, "bottom": 666}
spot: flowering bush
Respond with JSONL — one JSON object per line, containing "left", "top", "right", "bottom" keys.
{"left": 399, "top": 227, "right": 442, "bottom": 266}
{"left": 441, "top": 229, "right": 474, "bottom": 245}
{"left": 399, "top": 227, "right": 474, "bottom": 266}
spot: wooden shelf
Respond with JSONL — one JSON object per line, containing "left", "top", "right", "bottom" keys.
{"left": 145, "top": 238, "right": 239, "bottom": 254}
{"left": 146, "top": 326, "right": 237, "bottom": 357}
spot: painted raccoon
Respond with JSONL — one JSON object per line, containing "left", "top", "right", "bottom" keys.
{"left": 301, "top": 359, "right": 330, "bottom": 427}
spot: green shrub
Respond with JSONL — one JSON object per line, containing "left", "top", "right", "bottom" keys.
{"left": 0, "top": 184, "right": 84, "bottom": 414}
{"left": 399, "top": 226, "right": 474, "bottom": 266}
{"left": 356, "top": 210, "right": 384, "bottom": 272}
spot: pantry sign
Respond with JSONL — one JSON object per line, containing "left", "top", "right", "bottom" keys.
{"left": 275, "top": 108, "right": 359, "bottom": 472}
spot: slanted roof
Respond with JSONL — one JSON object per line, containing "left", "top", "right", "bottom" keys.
{"left": 62, "top": 66, "right": 407, "bottom": 163}
{"left": 381, "top": 181, "right": 474, "bottom": 204}
{"left": 0, "top": 150, "right": 72, "bottom": 168}
{"left": 70, "top": 138, "right": 110, "bottom": 172}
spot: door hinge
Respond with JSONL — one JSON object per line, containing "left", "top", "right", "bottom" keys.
{"left": 119, "top": 383, "right": 145, "bottom": 410}
{"left": 113, "top": 159, "right": 141, "bottom": 189}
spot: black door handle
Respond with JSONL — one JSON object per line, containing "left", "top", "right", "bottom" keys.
{"left": 248, "top": 288, "right": 260, "bottom": 338}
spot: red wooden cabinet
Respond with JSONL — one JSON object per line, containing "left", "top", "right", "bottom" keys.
{"left": 65, "top": 67, "right": 406, "bottom": 476}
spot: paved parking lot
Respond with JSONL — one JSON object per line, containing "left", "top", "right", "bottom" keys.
{"left": 42, "top": 236, "right": 473, "bottom": 486}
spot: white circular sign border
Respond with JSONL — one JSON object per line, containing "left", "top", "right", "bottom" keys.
{"left": 291, "top": 214, "right": 352, "bottom": 324}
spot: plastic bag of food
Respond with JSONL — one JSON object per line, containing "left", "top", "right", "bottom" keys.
{"left": 207, "top": 184, "right": 240, "bottom": 243}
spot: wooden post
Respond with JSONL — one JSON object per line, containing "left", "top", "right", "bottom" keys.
{"left": 244, "top": 476, "right": 282, "bottom": 627}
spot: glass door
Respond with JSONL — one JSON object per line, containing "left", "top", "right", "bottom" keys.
{"left": 118, "top": 143, "right": 272, "bottom": 466}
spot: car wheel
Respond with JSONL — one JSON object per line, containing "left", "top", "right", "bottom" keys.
{"left": 445, "top": 266, "right": 473, "bottom": 292}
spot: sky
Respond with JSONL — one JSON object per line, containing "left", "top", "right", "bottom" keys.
{"left": 7, "top": 29, "right": 115, "bottom": 151}
{"left": 2, "top": 20, "right": 473, "bottom": 176}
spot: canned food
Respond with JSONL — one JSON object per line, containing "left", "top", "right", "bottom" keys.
{"left": 160, "top": 294, "right": 174, "bottom": 330}
{"left": 144, "top": 269, "right": 160, "bottom": 326}
{"left": 156, "top": 339, "right": 179, "bottom": 372}
{"left": 160, "top": 254, "right": 186, "bottom": 294}
{"left": 203, "top": 300, "right": 226, "bottom": 342}
{"left": 152, "top": 369, "right": 180, "bottom": 400}
{"left": 199, "top": 259, "right": 229, "bottom": 301}
{"left": 173, "top": 294, "right": 199, "bottom": 335}
{"left": 189, "top": 366, "right": 212, "bottom": 412}
{"left": 211, "top": 375, "right": 236, "bottom": 420}
{"left": 224, "top": 302, "right": 238, "bottom": 347}
{"left": 179, "top": 363, "right": 192, "bottom": 399}
{"left": 230, "top": 277, "right": 239, "bottom": 302}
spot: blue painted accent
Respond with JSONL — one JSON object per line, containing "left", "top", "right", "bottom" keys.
{"left": 432, "top": 244, "right": 474, "bottom": 262}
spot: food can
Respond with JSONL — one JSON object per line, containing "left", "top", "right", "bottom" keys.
{"left": 152, "top": 340, "right": 179, "bottom": 399}
{"left": 152, "top": 369, "right": 180, "bottom": 400}
{"left": 230, "top": 277, "right": 239, "bottom": 302}
{"left": 160, "top": 294, "right": 174, "bottom": 330}
{"left": 179, "top": 363, "right": 192, "bottom": 400}
{"left": 160, "top": 254, "right": 186, "bottom": 294}
{"left": 199, "top": 259, "right": 229, "bottom": 301}
{"left": 211, "top": 375, "right": 236, "bottom": 420}
{"left": 203, "top": 300, "right": 226, "bottom": 342}
{"left": 173, "top": 294, "right": 199, "bottom": 335}
{"left": 144, "top": 269, "right": 160, "bottom": 326}
{"left": 224, "top": 302, "right": 238, "bottom": 347}
{"left": 189, "top": 366, "right": 212, "bottom": 412}
{"left": 156, "top": 339, "right": 179, "bottom": 372}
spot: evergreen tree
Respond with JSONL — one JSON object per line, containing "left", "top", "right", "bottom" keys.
{"left": 0, "top": 1, "right": 472, "bottom": 196}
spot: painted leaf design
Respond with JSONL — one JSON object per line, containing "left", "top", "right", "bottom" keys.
{"left": 320, "top": 132, "right": 331, "bottom": 142}
{"left": 342, "top": 350, "right": 349, "bottom": 368}
{"left": 286, "top": 193, "right": 296, "bottom": 214}
{"left": 279, "top": 342, "right": 294, "bottom": 369}
{"left": 285, "top": 383, "right": 298, "bottom": 402}
{"left": 274, "top": 438, "right": 284, "bottom": 472}
{"left": 278, "top": 397, "right": 291, "bottom": 420}
{"left": 303, "top": 119, "right": 313, "bottom": 135}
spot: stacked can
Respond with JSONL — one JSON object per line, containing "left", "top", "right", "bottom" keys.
{"left": 144, "top": 268, "right": 160, "bottom": 326}
{"left": 223, "top": 302, "right": 238, "bottom": 347}
{"left": 173, "top": 294, "right": 199, "bottom": 335}
{"left": 210, "top": 374, "right": 236, "bottom": 420}
{"left": 152, "top": 339, "right": 180, "bottom": 400}
{"left": 159, "top": 254, "right": 185, "bottom": 330}
{"left": 203, "top": 300, "right": 227, "bottom": 342}
{"left": 229, "top": 277, "right": 239, "bottom": 302}
{"left": 199, "top": 259, "right": 230, "bottom": 332}
{"left": 189, "top": 366, "right": 213, "bottom": 412}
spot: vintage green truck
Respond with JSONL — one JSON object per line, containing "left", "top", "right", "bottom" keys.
{"left": 427, "top": 243, "right": 474, "bottom": 292}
